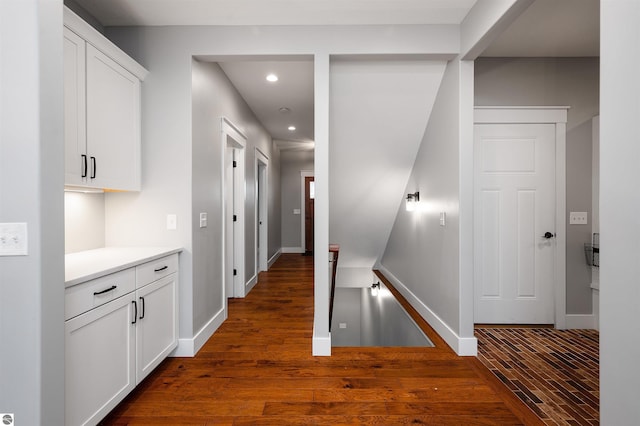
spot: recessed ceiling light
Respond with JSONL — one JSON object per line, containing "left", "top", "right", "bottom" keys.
{"left": 288, "top": 126, "right": 296, "bottom": 131}
{"left": 266, "top": 73, "right": 278, "bottom": 82}
{"left": 279, "top": 107, "right": 291, "bottom": 113}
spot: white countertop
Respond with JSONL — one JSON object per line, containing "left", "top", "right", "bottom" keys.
{"left": 65, "top": 246, "right": 182, "bottom": 287}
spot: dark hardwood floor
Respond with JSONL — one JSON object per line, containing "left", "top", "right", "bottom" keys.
{"left": 101, "top": 254, "right": 542, "bottom": 425}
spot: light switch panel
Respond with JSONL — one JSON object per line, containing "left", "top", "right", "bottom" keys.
{"left": 439, "top": 212, "right": 446, "bottom": 227}
{"left": 569, "top": 212, "right": 588, "bottom": 225}
{"left": 293, "top": 209, "right": 301, "bottom": 215}
{"left": 199, "top": 212, "right": 208, "bottom": 228}
{"left": 167, "top": 214, "right": 177, "bottom": 230}
{"left": 0, "top": 223, "right": 28, "bottom": 256}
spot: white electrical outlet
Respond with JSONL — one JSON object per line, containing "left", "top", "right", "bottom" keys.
{"left": 167, "top": 214, "right": 177, "bottom": 230}
{"left": 569, "top": 212, "right": 588, "bottom": 225}
{"left": 0, "top": 223, "right": 28, "bottom": 256}
{"left": 199, "top": 212, "right": 208, "bottom": 228}
{"left": 339, "top": 323, "right": 347, "bottom": 329}
{"left": 293, "top": 209, "right": 301, "bottom": 215}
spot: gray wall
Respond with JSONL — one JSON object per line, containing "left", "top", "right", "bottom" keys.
{"left": 380, "top": 59, "right": 465, "bottom": 338}
{"left": 101, "top": 30, "right": 280, "bottom": 340}
{"left": 105, "top": 23, "right": 458, "bottom": 348}
{"left": 280, "top": 149, "right": 314, "bottom": 250}
{"left": 191, "top": 59, "right": 277, "bottom": 332}
{"left": 600, "top": 2, "right": 640, "bottom": 423}
{"left": 0, "top": 0, "right": 65, "bottom": 423}
{"left": 475, "top": 57, "right": 599, "bottom": 315}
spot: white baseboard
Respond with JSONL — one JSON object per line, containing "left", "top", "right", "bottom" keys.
{"left": 268, "top": 249, "right": 281, "bottom": 268}
{"left": 172, "top": 307, "right": 226, "bottom": 357}
{"left": 312, "top": 331, "right": 332, "bottom": 356}
{"left": 376, "top": 264, "right": 477, "bottom": 356}
{"left": 245, "top": 273, "right": 258, "bottom": 294}
{"left": 282, "top": 247, "right": 304, "bottom": 254}
{"left": 565, "top": 314, "right": 596, "bottom": 329}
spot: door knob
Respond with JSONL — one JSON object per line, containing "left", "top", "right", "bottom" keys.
{"left": 542, "top": 232, "right": 555, "bottom": 239}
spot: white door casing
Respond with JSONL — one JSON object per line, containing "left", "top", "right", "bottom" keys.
{"left": 222, "top": 117, "right": 246, "bottom": 299}
{"left": 256, "top": 148, "right": 269, "bottom": 273}
{"left": 474, "top": 107, "right": 567, "bottom": 327}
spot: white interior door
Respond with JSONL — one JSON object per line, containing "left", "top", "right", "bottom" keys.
{"left": 474, "top": 123, "right": 556, "bottom": 324}
{"left": 225, "top": 146, "right": 235, "bottom": 298}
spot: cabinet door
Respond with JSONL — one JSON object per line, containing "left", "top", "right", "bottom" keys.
{"left": 64, "top": 28, "right": 87, "bottom": 186}
{"left": 65, "top": 293, "right": 136, "bottom": 426}
{"left": 136, "top": 274, "right": 178, "bottom": 382}
{"left": 86, "top": 44, "right": 141, "bottom": 191}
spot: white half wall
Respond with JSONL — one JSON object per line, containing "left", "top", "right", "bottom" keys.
{"left": 600, "top": 1, "right": 640, "bottom": 424}
{"left": 0, "top": 0, "right": 65, "bottom": 423}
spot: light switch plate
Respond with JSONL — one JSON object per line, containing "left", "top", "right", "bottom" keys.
{"left": 293, "top": 209, "right": 301, "bottom": 215}
{"left": 199, "top": 212, "right": 207, "bottom": 228}
{"left": 0, "top": 223, "right": 28, "bottom": 256}
{"left": 569, "top": 212, "right": 588, "bottom": 225}
{"left": 439, "top": 212, "right": 446, "bottom": 227}
{"left": 167, "top": 214, "right": 177, "bottom": 230}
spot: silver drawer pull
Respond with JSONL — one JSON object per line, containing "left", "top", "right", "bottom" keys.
{"left": 154, "top": 266, "right": 168, "bottom": 272}
{"left": 93, "top": 285, "right": 117, "bottom": 296}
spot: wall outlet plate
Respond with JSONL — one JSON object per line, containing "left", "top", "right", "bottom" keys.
{"left": 569, "top": 212, "right": 588, "bottom": 225}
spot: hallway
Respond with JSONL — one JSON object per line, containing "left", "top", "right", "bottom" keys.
{"left": 102, "top": 254, "right": 541, "bottom": 425}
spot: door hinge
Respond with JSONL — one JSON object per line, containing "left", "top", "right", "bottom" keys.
{"left": 233, "top": 269, "right": 237, "bottom": 276}
{"left": 233, "top": 160, "right": 237, "bottom": 168}
{"left": 233, "top": 215, "right": 237, "bottom": 222}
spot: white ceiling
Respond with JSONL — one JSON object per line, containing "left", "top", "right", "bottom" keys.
{"left": 69, "top": 0, "right": 478, "bottom": 26}
{"left": 217, "top": 59, "right": 315, "bottom": 143}
{"left": 69, "top": 0, "right": 599, "bottom": 147}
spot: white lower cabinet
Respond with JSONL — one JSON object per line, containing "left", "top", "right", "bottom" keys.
{"left": 65, "top": 293, "right": 136, "bottom": 426}
{"left": 135, "top": 274, "right": 178, "bottom": 382}
{"left": 65, "top": 254, "right": 178, "bottom": 426}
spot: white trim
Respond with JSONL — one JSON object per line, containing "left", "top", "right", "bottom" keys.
{"left": 474, "top": 106, "right": 569, "bottom": 124}
{"left": 474, "top": 107, "right": 568, "bottom": 330}
{"left": 63, "top": 6, "right": 148, "bottom": 80}
{"left": 300, "top": 170, "right": 314, "bottom": 252}
{"left": 245, "top": 273, "right": 258, "bottom": 294}
{"left": 312, "top": 332, "right": 332, "bottom": 356}
{"left": 172, "top": 307, "right": 226, "bottom": 357}
{"left": 221, "top": 117, "right": 247, "bottom": 298}
{"left": 255, "top": 148, "right": 269, "bottom": 274}
{"left": 268, "top": 249, "right": 281, "bottom": 269}
{"left": 282, "top": 246, "right": 304, "bottom": 254}
{"left": 565, "top": 314, "right": 596, "bottom": 330}
{"left": 377, "top": 264, "right": 477, "bottom": 356}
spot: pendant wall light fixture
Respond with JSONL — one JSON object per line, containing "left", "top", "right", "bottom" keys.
{"left": 405, "top": 191, "right": 420, "bottom": 211}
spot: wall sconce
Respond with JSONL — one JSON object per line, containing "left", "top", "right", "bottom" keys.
{"left": 370, "top": 282, "right": 381, "bottom": 297}
{"left": 406, "top": 191, "right": 420, "bottom": 211}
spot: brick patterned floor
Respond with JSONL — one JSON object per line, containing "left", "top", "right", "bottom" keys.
{"left": 475, "top": 327, "right": 599, "bottom": 425}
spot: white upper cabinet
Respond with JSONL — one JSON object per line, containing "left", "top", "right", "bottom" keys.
{"left": 63, "top": 7, "right": 148, "bottom": 191}
{"left": 64, "top": 27, "right": 87, "bottom": 186}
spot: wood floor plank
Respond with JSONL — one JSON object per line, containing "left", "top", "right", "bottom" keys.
{"left": 100, "top": 254, "right": 541, "bottom": 425}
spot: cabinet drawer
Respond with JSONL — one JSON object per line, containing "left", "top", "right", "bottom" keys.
{"left": 65, "top": 268, "right": 136, "bottom": 320}
{"left": 136, "top": 254, "right": 178, "bottom": 287}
